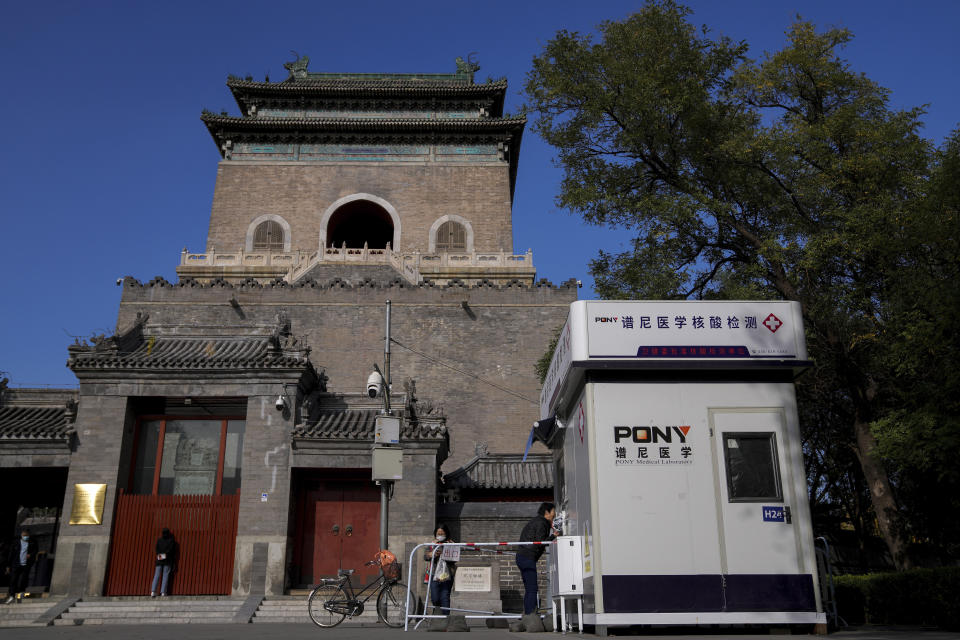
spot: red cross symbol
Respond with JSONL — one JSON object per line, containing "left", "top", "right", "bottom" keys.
{"left": 763, "top": 313, "right": 783, "bottom": 333}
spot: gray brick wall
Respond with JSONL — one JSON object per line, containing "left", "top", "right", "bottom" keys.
{"left": 206, "top": 163, "right": 514, "bottom": 255}
{"left": 118, "top": 280, "right": 576, "bottom": 471}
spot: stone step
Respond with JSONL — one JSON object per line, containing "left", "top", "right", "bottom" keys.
{"left": 53, "top": 615, "right": 236, "bottom": 626}
{"left": 70, "top": 604, "right": 242, "bottom": 611}
{"left": 60, "top": 609, "right": 237, "bottom": 618}
{"left": 81, "top": 595, "right": 235, "bottom": 601}
{"left": 0, "top": 601, "right": 55, "bottom": 625}
{"left": 62, "top": 605, "right": 241, "bottom": 614}
{"left": 55, "top": 597, "right": 246, "bottom": 625}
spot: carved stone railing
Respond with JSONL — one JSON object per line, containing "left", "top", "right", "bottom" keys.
{"left": 178, "top": 246, "right": 535, "bottom": 285}
{"left": 179, "top": 248, "right": 310, "bottom": 268}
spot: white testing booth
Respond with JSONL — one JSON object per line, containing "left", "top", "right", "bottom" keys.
{"left": 541, "top": 300, "right": 825, "bottom": 631}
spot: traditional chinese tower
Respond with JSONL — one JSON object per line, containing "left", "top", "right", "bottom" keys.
{"left": 180, "top": 54, "right": 533, "bottom": 285}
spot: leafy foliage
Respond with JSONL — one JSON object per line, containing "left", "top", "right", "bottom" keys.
{"left": 835, "top": 568, "right": 960, "bottom": 629}
{"left": 525, "top": 1, "right": 960, "bottom": 566}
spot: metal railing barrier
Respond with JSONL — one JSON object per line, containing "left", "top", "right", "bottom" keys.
{"left": 404, "top": 540, "right": 557, "bottom": 631}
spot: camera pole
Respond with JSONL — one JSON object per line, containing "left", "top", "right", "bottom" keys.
{"left": 383, "top": 299, "right": 392, "bottom": 413}
{"left": 379, "top": 299, "right": 392, "bottom": 550}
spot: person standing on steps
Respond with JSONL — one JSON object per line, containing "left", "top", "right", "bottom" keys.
{"left": 150, "top": 528, "right": 176, "bottom": 597}
{"left": 5, "top": 528, "right": 38, "bottom": 604}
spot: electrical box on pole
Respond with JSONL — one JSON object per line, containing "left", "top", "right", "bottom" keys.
{"left": 372, "top": 447, "right": 403, "bottom": 481}
{"left": 375, "top": 415, "right": 400, "bottom": 444}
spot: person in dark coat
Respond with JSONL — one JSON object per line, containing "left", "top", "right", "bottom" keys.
{"left": 150, "top": 528, "right": 176, "bottom": 597}
{"left": 5, "top": 528, "right": 38, "bottom": 603}
{"left": 515, "top": 502, "right": 557, "bottom": 615}
{"left": 424, "top": 523, "right": 457, "bottom": 615}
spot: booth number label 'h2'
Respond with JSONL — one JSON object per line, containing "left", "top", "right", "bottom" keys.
{"left": 762, "top": 506, "right": 785, "bottom": 522}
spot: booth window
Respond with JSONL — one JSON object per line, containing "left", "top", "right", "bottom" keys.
{"left": 722, "top": 432, "right": 782, "bottom": 502}
{"left": 130, "top": 417, "right": 245, "bottom": 495}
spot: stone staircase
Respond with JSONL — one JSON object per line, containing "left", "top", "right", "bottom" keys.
{"left": 53, "top": 596, "right": 246, "bottom": 625}
{"left": 0, "top": 598, "right": 54, "bottom": 628}
{"left": 251, "top": 594, "right": 385, "bottom": 625}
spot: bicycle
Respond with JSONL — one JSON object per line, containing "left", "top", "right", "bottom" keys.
{"left": 307, "top": 551, "right": 409, "bottom": 628}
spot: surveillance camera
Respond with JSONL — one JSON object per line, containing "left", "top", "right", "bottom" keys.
{"left": 275, "top": 395, "right": 285, "bottom": 411}
{"left": 366, "top": 371, "right": 384, "bottom": 398}
{"left": 116, "top": 278, "right": 123, "bottom": 286}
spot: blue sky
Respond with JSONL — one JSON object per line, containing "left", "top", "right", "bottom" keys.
{"left": 1, "top": 1, "right": 957, "bottom": 387}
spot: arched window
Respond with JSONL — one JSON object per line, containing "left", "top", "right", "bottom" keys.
{"left": 435, "top": 220, "right": 467, "bottom": 251}
{"left": 252, "top": 220, "right": 284, "bottom": 251}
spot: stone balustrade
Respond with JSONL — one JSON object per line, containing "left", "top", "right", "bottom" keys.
{"left": 179, "top": 248, "right": 310, "bottom": 267}
{"left": 179, "top": 246, "right": 536, "bottom": 285}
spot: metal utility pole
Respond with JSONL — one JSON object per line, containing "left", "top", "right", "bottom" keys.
{"left": 383, "top": 300, "right": 392, "bottom": 413}
{"left": 379, "top": 299, "right": 392, "bottom": 550}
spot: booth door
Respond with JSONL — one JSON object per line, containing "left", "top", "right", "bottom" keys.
{"left": 710, "top": 409, "right": 815, "bottom": 611}
{"left": 308, "top": 481, "right": 381, "bottom": 586}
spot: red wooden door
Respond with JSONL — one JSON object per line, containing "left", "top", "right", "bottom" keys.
{"left": 302, "top": 479, "right": 379, "bottom": 586}
{"left": 339, "top": 484, "right": 380, "bottom": 584}
{"left": 105, "top": 493, "right": 239, "bottom": 595}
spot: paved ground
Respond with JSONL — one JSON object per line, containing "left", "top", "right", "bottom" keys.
{"left": 0, "top": 625, "right": 957, "bottom": 640}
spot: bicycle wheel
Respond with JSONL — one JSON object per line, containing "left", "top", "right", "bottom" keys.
{"left": 376, "top": 580, "right": 409, "bottom": 628}
{"left": 307, "top": 582, "right": 347, "bottom": 628}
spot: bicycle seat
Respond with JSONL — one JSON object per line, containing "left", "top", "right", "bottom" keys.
{"left": 338, "top": 569, "right": 355, "bottom": 577}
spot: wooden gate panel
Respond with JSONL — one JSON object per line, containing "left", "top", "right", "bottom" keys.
{"left": 105, "top": 492, "right": 239, "bottom": 595}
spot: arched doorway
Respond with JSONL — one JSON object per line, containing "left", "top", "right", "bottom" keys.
{"left": 326, "top": 199, "right": 394, "bottom": 249}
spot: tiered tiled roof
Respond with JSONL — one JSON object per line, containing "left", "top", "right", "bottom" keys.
{"left": 227, "top": 78, "right": 509, "bottom": 116}
{"left": 200, "top": 114, "right": 525, "bottom": 133}
{"left": 0, "top": 389, "right": 77, "bottom": 443}
{"left": 293, "top": 409, "right": 380, "bottom": 440}
{"left": 443, "top": 453, "right": 553, "bottom": 490}
{"left": 292, "top": 394, "right": 447, "bottom": 446}
{"left": 69, "top": 335, "right": 310, "bottom": 371}
{"left": 0, "top": 406, "right": 75, "bottom": 441}
{"left": 67, "top": 312, "right": 314, "bottom": 374}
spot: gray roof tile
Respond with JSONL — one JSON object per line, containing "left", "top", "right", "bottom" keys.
{"left": 0, "top": 405, "right": 75, "bottom": 441}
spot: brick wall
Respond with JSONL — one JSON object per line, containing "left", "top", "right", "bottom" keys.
{"left": 206, "top": 163, "right": 514, "bottom": 255}
{"left": 118, "top": 279, "right": 576, "bottom": 471}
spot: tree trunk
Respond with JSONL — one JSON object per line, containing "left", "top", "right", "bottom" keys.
{"left": 853, "top": 413, "right": 912, "bottom": 570}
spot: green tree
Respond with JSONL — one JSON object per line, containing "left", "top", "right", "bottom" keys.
{"left": 524, "top": 0, "right": 959, "bottom": 567}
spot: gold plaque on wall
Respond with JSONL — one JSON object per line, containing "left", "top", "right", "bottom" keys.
{"left": 69, "top": 484, "right": 107, "bottom": 525}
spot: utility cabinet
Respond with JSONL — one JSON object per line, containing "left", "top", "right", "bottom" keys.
{"left": 549, "top": 535, "right": 584, "bottom": 596}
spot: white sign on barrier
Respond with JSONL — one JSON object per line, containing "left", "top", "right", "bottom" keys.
{"left": 441, "top": 545, "right": 461, "bottom": 562}
{"left": 454, "top": 567, "right": 491, "bottom": 592}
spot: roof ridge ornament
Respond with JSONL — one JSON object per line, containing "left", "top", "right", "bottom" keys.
{"left": 455, "top": 53, "right": 480, "bottom": 78}
{"left": 283, "top": 51, "right": 310, "bottom": 80}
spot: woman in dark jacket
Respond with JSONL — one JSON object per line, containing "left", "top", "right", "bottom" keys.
{"left": 424, "top": 523, "right": 456, "bottom": 615}
{"left": 150, "top": 528, "right": 176, "bottom": 596}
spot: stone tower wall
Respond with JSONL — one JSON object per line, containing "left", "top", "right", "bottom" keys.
{"left": 118, "top": 279, "right": 576, "bottom": 471}
{"left": 206, "top": 162, "right": 514, "bottom": 255}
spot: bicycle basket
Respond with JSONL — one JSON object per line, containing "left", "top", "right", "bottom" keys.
{"left": 375, "top": 550, "right": 400, "bottom": 579}
{"left": 382, "top": 561, "right": 401, "bottom": 580}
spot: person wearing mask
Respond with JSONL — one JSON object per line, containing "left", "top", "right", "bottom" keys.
{"left": 515, "top": 502, "right": 557, "bottom": 616}
{"left": 424, "top": 523, "right": 456, "bottom": 615}
{"left": 5, "top": 528, "right": 38, "bottom": 604}
{"left": 150, "top": 528, "right": 176, "bottom": 597}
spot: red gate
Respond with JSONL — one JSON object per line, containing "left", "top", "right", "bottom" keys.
{"left": 105, "top": 492, "right": 240, "bottom": 595}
